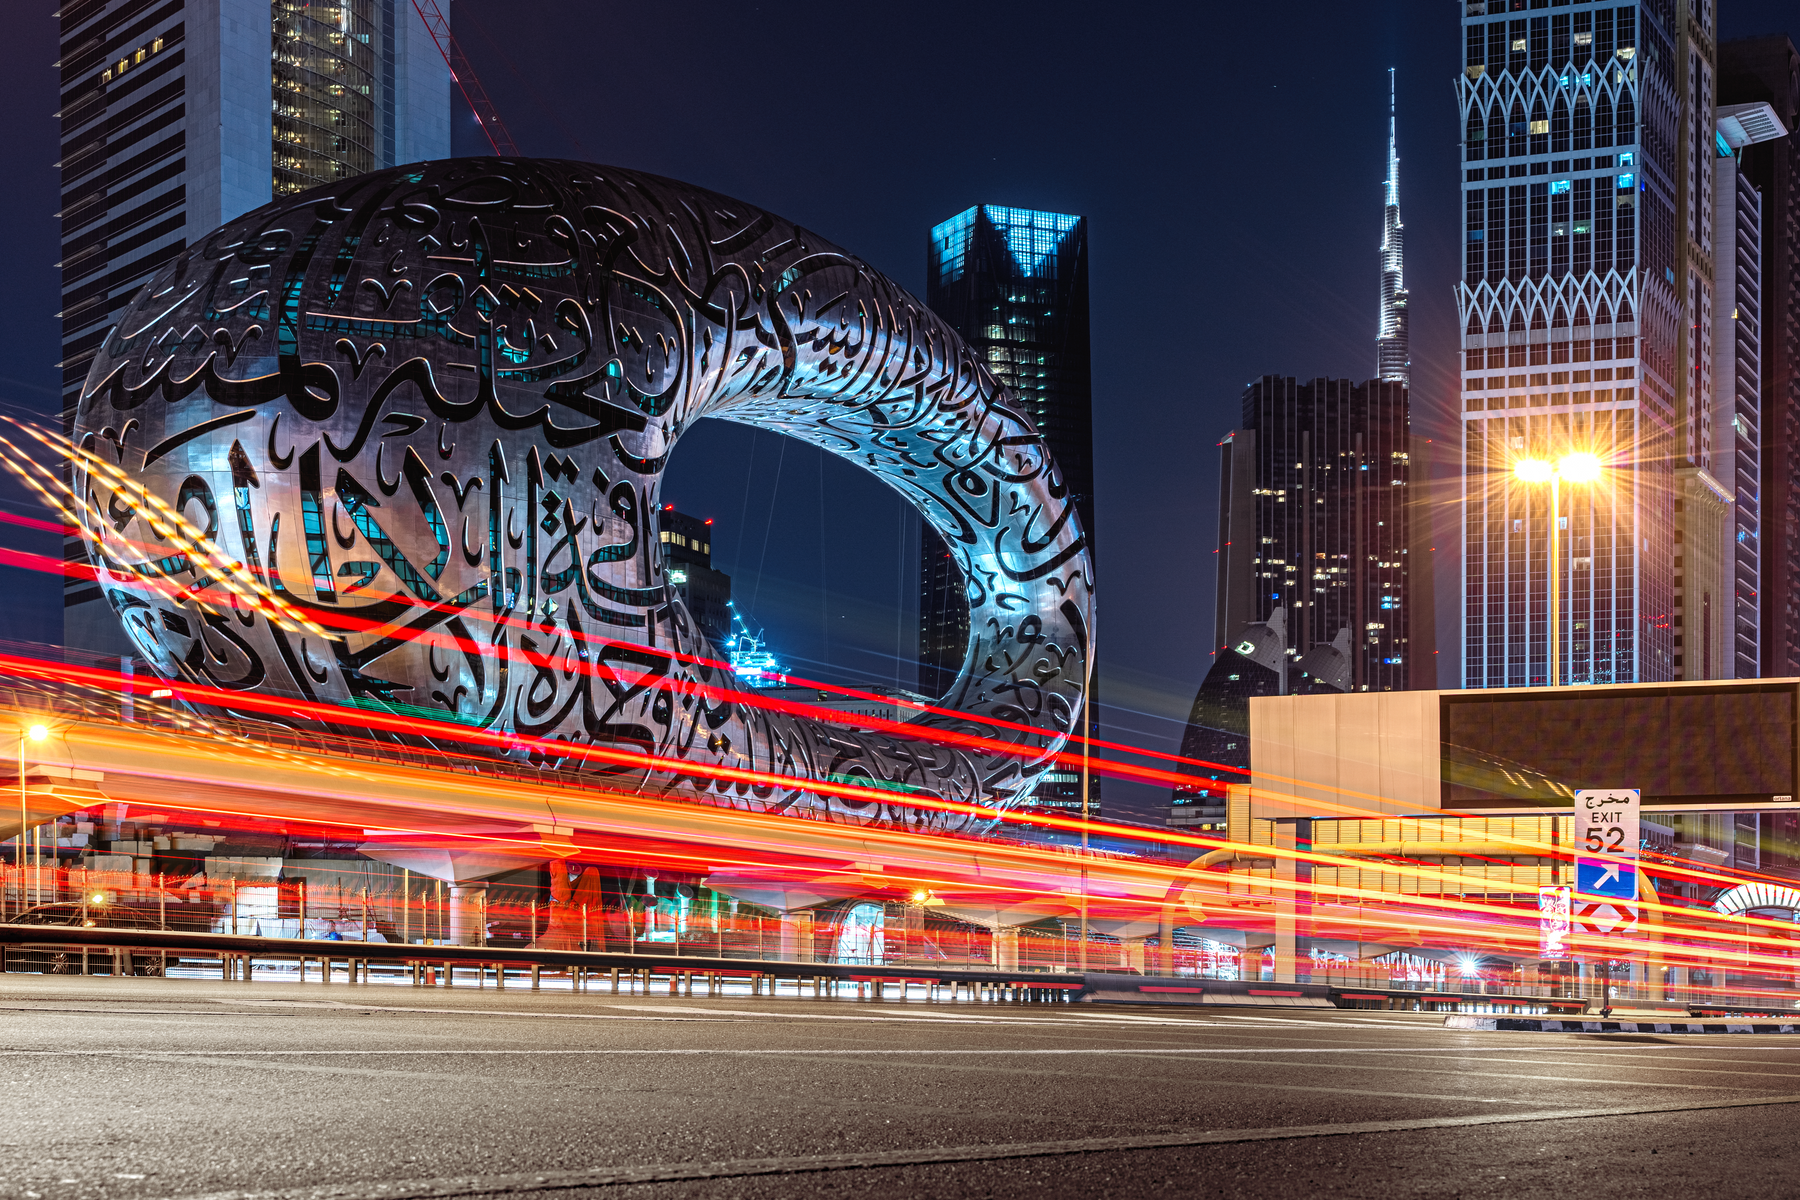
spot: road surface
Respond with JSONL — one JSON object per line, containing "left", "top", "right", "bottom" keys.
{"left": 3, "top": 974, "right": 1797, "bottom": 1198}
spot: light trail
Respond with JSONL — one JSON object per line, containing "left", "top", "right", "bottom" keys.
{"left": 0, "top": 415, "right": 1250, "bottom": 789}
{"left": 2, "top": 644, "right": 1792, "bottom": 922}
{"left": 5, "top": 423, "right": 1800, "bottom": 993}
{"left": 11, "top": 682, "right": 1799, "bottom": 988}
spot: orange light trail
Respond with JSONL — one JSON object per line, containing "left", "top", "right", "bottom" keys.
{"left": 8, "top": 423, "right": 1800, "bottom": 998}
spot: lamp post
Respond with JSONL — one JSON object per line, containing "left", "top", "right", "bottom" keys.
{"left": 17, "top": 723, "right": 48, "bottom": 907}
{"left": 1513, "top": 453, "right": 1603, "bottom": 687}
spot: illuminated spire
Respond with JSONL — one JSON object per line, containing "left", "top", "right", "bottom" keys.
{"left": 1376, "top": 68, "right": 1410, "bottom": 386}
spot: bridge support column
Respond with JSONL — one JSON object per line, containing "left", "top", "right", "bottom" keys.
{"left": 995, "top": 927, "right": 1020, "bottom": 972}
{"left": 1123, "top": 937, "right": 1147, "bottom": 974}
{"left": 1272, "top": 821, "right": 1299, "bottom": 984}
{"left": 448, "top": 884, "right": 487, "bottom": 946}
{"left": 778, "top": 911, "right": 814, "bottom": 962}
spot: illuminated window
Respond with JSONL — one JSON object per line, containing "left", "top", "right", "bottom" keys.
{"left": 272, "top": 0, "right": 378, "bottom": 195}
{"left": 982, "top": 206, "right": 1081, "bottom": 277}
{"left": 930, "top": 208, "right": 977, "bottom": 284}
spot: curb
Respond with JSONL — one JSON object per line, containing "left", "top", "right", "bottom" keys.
{"left": 1445, "top": 1014, "right": 1800, "bottom": 1034}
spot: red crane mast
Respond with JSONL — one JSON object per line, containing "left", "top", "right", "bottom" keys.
{"left": 409, "top": 0, "right": 520, "bottom": 156}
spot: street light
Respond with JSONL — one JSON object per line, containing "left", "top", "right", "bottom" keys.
{"left": 1513, "top": 454, "right": 1607, "bottom": 686}
{"left": 17, "top": 723, "right": 48, "bottom": 910}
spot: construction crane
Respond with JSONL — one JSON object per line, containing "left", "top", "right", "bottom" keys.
{"left": 724, "top": 602, "right": 784, "bottom": 688}
{"left": 409, "top": 0, "right": 519, "bottom": 156}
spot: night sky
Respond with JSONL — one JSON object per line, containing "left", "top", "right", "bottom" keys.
{"left": 1, "top": 2, "right": 1793, "bottom": 822}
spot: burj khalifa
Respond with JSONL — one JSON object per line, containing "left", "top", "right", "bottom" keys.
{"left": 1377, "top": 68, "right": 1410, "bottom": 385}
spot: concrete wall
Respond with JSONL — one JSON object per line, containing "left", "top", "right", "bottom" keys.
{"left": 1249, "top": 688, "right": 1441, "bottom": 818}
{"left": 396, "top": 0, "right": 452, "bottom": 164}
{"left": 185, "top": 0, "right": 274, "bottom": 238}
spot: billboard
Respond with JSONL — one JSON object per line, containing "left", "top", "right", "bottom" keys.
{"left": 1538, "top": 885, "right": 1572, "bottom": 960}
{"left": 1441, "top": 684, "right": 1796, "bottom": 809}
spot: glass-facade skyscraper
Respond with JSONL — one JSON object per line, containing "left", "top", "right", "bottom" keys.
{"left": 1378, "top": 68, "right": 1412, "bottom": 386}
{"left": 1718, "top": 36, "right": 1800, "bottom": 680}
{"left": 1458, "top": 1, "right": 1718, "bottom": 687}
{"left": 1214, "top": 377, "right": 1416, "bottom": 693}
{"left": 57, "top": 0, "right": 451, "bottom": 657}
{"left": 920, "top": 204, "right": 1093, "bottom": 815}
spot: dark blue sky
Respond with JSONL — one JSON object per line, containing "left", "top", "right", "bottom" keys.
{"left": 2, "top": 2, "right": 1793, "bottom": 820}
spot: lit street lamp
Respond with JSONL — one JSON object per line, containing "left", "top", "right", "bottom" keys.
{"left": 17, "top": 722, "right": 48, "bottom": 907}
{"left": 1513, "top": 453, "right": 1605, "bottom": 687}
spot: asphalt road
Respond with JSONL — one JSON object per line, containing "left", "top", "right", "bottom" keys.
{"left": 3, "top": 974, "right": 1800, "bottom": 1199}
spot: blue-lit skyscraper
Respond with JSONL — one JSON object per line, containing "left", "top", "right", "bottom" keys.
{"left": 58, "top": 0, "right": 452, "bottom": 657}
{"left": 921, "top": 204, "right": 1093, "bottom": 815}
{"left": 1457, "top": 2, "right": 1718, "bottom": 686}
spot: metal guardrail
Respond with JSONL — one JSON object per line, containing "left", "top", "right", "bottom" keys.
{"left": 0, "top": 922, "right": 1085, "bottom": 994}
{"left": 0, "top": 923, "right": 1591, "bottom": 1012}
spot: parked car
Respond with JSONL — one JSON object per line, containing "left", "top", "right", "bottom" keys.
{"left": 4, "top": 901, "right": 166, "bottom": 975}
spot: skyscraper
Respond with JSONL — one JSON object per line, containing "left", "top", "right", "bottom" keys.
{"left": 1718, "top": 36, "right": 1800, "bottom": 679}
{"left": 1713, "top": 118, "right": 1763, "bottom": 680}
{"left": 921, "top": 204, "right": 1094, "bottom": 815}
{"left": 1710, "top": 98, "right": 1789, "bottom": 679}
{"left": 1212, "top": 377, "right": 1416, "bottom": 695}
{"left": 1176, "top": 374, "right": 1426, "bottom": 829}
{"left": 659, "top": 506, "right": 731, "bottom": 649}
{"left": 58, "top": 0, "right": 451, "bottom": 656}
{"left": 1458, "top": 3, "right": 1715, "bottom": 687}
{"left": 1377, "top": 68, "right": 1411, "bottom": 386}
{"left": 1174, "top": 95, "right": 1432, "bottom": 828}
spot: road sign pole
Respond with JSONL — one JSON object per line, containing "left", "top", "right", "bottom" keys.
{"left": 1573, "top": 789, "right": 1641, "bottom": 1014}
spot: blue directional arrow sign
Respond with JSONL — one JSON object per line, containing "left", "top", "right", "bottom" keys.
{"left": 1576, "top": 856, "right": 1638, "bottom": 900}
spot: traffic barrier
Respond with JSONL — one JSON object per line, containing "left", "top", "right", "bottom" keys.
{"left": 0, "top": 922, "right": 1588, "bottom": 1013}
{"left": 1446, "top": 1015, "right": 1800, "bottom": 1034}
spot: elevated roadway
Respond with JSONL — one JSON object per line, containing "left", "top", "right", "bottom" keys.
{"left": 2, "top": 700, "right": 1207, "bottom": 928}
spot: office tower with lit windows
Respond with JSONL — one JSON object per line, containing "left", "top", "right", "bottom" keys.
{"left": 57, "top": 0, "right": 450, "bottom": 655}
{"left": 1213, "top": 377, "right": 1415, "bottom": 695}
{"left": 1712, "top": 112, "right": 1766, "bottom": 681}
{"left": 659, "top": 508, "right": 732, "bottom": 649}
{"left": 1172, "top": 375, "right": 1418, "bottom": 829}
{"left": 921, "top": 204, "right": 1093, "bottom": 815}
{"left": 1457, "top": 1, "right": 1723, "bottom": 686}
{"left": 1719, "top": 36, "right": 1800, "bottom": 679}
{"left": 1710, "top": 97, "right": 1789, "bottom": 679}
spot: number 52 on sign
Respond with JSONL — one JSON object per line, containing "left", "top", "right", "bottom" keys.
{"left": 1574, "top": 789, "right": 1640, "bottom": 858}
